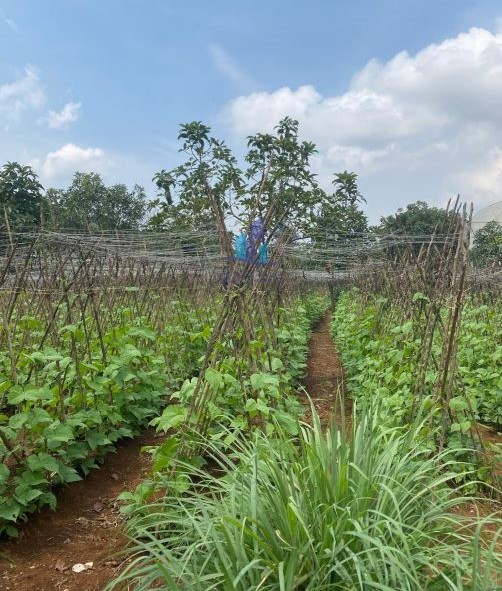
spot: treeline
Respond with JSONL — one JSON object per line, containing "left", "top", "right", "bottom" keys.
{"left": 0, "top": 161, "right": 475, "bottom": 235}
{"left": 0, "top": 160, "right": 371, "bottom": 236}
{"left": 0, "top": 163, "right": 148, "bottom": 232}
{"left": 1, "top": 116, "right": 500, "bottom": 266}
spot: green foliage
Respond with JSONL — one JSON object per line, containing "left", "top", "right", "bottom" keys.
{"left": 149, "top": 121, "right": 373, "bottom": 240}
{"left": 378, "top": 200, "right": 453, "bottom": 236}
{"left": 109, "top": 408, "right": 500, "bottom": 590}
{"left": 300, "top": 292, "right": 327, "bottom": 326}
{"left": 242, "top": 117, "right": 321, "bottom": 233}
{"left": 148, "top": 121, "right": 242, "bottom": 232}
{"left": 149, "top": 118, "right": 325, "bottom": 234}
{"left": 332, "top": 291, "right": 501, "bottom": 483}
{"left": 314, "top": 171, "right": 368, "bottom": 246}
{"left": 470, "top": 221, "right": 502, "bottom": 267}
{"left": 120, "top": 294, "right": 328, "bottom": 509}
{"left": 332, "top": 292, "right": 420, "bottom": 426}
{"left": 332, "top": 171, "right": 366, "bottom": 206}
{"left": 0, "top": 303, "right": 212, "bottom": 536}
{"left": 46, "top": 172, "right": 148, "bottom": 230}
{"left": 333, "top": 291, "right": 501, "bottom": 430}
{"left": 0, "top": 162, "right": 44, "bottom": 229}
{"left": 457, "top": 303, "right": 502, "bottom": 426}
{"left": 0, "top": 294, "right": 326, "bottom": 536}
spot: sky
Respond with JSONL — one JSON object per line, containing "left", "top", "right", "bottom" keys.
{"left": 1, "top": 0, "right": 502, "bottom": 222}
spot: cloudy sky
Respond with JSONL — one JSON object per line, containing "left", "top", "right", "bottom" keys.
{"left": 1, "top": 0, "right": 502, "bottom": 221}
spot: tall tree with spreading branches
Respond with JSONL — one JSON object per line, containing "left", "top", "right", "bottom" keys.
{"left": 148, "top": 118, "right": 324, "bottom": 241}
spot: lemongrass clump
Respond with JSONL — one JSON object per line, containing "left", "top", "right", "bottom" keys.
{"left": 109, "top": 409, "right": 501, "bottom": 591}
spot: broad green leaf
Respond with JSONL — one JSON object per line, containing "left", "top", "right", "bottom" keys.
{"left": 205, "top": 368, "right": 224, "bottom": 390}
{"left": 0, "top": 464, "right": 10, "bottom": 484}
{"left": 151, "top": 405, "right": 187, "bottom": 432}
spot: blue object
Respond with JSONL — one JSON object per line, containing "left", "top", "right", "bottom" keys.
{"left": 258, "top": 242, "right": 268, "bottom": 264}
{"left": 246, "top": 218, "right": 266, "bottom": 262}
{"left": 235, "top": 232, "right": 247, "bottom": 260}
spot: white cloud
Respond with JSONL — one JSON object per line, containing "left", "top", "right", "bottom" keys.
{"left": 209, "top": 44, "right": 255, "bottom": 90}
{"left": 45, "top": 101, "right": 82, "bottom": 129}
{"left": 34, "top": 143, "right": 111, "bottom": 182}
{"left": 228, "top": 85, "right": 320, "bottom": 135}
{"left": 454, "top": 147, "right": 502, "bottom": 204}
{"left": 5, "top": 18, "right": 18, "bottom": 32}
{"left": 0, "top": 65, "right": 45, "bottom": 122}
{"left": 223, "top": 26, "right": 502, "bottom": 217}
{"left": 325, "top": 144, "right": 395, "bottom": 170}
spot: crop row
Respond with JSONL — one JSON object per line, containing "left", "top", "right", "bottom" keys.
{"left": 332, "top": 289, "right": 501, "bottom": 483}
{"left": 0, "top": 293, "right": 327, "bottom": 536}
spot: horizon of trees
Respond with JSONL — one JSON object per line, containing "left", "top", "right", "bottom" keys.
{"left": 1, "top": 117, "right": 500, "bottom": 267}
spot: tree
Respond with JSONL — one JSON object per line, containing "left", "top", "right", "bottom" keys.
{"left": 314, "top": 171, "right": 368, "bottom": 240}
{"left": 378, "top": 201, "right": 452, "bottom": 236}
{"left": 49, "top": 172, "right": 148, "bottom": 231}
{"left": 470, "top": 221, "right": 502, "bottom": 267}
{"left": 148, "top": 162, "right": 215, "bottom": 232}
{"left": 148, "top": 118, "right": 322, "bottom": 238}
{"left": 0, "top": 162, "right": 44, "bottom": 230}
{"left": 376, "top": 200, "right": 461, "bottom": 259}
{"left": 332, "top": 171, "right": 365, "bottom": 206}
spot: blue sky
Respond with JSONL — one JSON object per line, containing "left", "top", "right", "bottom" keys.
{"left": 1, "top": 0, "right": 502, "bottom": 221}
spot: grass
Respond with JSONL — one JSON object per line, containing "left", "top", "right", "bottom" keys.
{"left": 108, "top": 407, "right": 501, "bottom": 590}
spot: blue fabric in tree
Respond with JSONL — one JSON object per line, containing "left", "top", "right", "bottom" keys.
{"left": 258, "top": 242, "right": 268, "bottom": 264}
{"left": 235, "top": 233, "right": 247, "bottom": 260}
{"left": 246, "top": 218, "right": 265, "bottom": 262}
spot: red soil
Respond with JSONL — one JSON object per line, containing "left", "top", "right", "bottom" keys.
{"left": 0, "top": 431, "right": 164, "bottom": 591}
{"left": 302, "top": 311, "right": 351, "bottom": 427}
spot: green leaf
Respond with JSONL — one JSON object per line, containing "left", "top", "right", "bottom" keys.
{"left": 0, "top": 464, "right": 10, "bottom": 484}
{"left": 16, "top": 470, "right": 47, "bottom": 487}
{"left": 151, "top": 405, "right": 187, "bottom": 432}
{"left": 27, "top": 453, "right": 60, "bottom": 474}
{"left": 0, "top": 498, "right": 21, "bottom": 522}
{"left": 274, "top": 410, "right": 298, "bottom": 435}
{"left": 9, "top": 412, "right": 29, "bottom": 429}
{"left": 205, "top": 368, "right": 223, "bottom": 390}
{"left": 152, "top": 438, "right": 178, "bottom": 472}
{"left": 250, "top": 373, "right": 279, "bottom": 390}
{"left": 38, "top": 491, "right": 57, "bottom": 510}
{"left": 86, "top": 431, "right": 112, "bottom": 450}
{"left": 449, "top": 397, "right": 469, "bottom": 412}
{"left": 127, "top": 326, "right": 156, "bottom": 341}
{"left": 44, "top": 423, "right": 74, "bottom": 443}
{"left": 8, "top": 386, "right": 54, "bottom": 405}
{"left": 270, "top": 357, "right": 284, "bottom": 372}
{"left": 14, "top": 485, "right": 44, "bottom": 505}
{"left": 56, "top": 465, "right": 82, "bottom": 483}
{"left": 5, "top": 525, "right": 19, "bottom": 538}
{"left": 114, "top": 367, "right": 137, "bottom": 384}
{"left": 450, "top": 420, "right": 471, "bottom": 434}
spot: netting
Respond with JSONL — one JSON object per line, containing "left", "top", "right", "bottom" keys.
{"left": 1, "top": 226, "right": 500, "bottom": 293}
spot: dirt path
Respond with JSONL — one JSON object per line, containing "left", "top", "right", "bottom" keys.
{"left": 0, "top": 431, "right": 164, "bottom": 591}
{"left": 0, "top": 312, "right": 349, "bottom": 591}
{"left": 302, "top": 311, "right": 350, "bottom": 426}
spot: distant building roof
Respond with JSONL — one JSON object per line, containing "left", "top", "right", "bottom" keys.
{"left": 472, "top": 201, "right": 502, "bottom": 232}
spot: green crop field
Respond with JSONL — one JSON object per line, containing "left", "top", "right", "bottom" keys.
{"left": 1, "top": 117, "right": 500, "bottom": 590}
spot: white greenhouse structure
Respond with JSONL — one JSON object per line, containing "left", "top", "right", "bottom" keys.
{"left": 472, "top": 201, "right": 502, "bottom": 233}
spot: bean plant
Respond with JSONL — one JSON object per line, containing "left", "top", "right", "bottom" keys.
{"left": 332, "top": 289, "right": 501, "bottom": 485}
{"left": 0, "top": 301, "right": 213, "bottom": 537}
